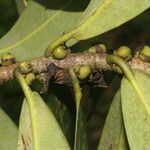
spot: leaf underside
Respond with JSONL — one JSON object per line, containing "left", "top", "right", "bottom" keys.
{"left": 73, "top": 0, "right": 150, "bottom": 40}
{"left": 17, "top": 92, "right": 70, "bottom": 150}
{"left": 121, "top": 70, "right": 150, "bottom": 150}
{"left": 98, "top": 90, "right": 129, "bottom": 150}
{"left": 0, "top": 0, "right": 86, "bottom": 62}
{"left": 47, "top": 93, "right": 74, "bottom": 148}
{"left": 0, "top": 107, "right": 18, "bottom": 150}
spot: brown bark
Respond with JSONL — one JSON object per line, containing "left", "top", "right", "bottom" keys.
{"left": 0, "top": 53, "right": 149, "bottom": 84}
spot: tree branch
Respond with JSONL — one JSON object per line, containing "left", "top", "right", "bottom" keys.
{"left": 0, "top": 53, "right": 149, "bottom": 84}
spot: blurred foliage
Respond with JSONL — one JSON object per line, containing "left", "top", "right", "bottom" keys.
{"left": 0, "top": 0, "right": 18, "bottom": 38}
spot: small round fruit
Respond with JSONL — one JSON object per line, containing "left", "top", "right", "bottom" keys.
{"left": 88, "top": 47, "right": 96, "bottom": 53}
{"left": 88, "top": 44, "right": 106, "bottom": 54}
{"left": 25, "top": 73, "right": 35, "bottom": 85}
{"left": 114, "top": 46, "right": 132, "bottom": 61}
{"left": 74, "top": 64, "right": 91, "bottom": 80}
{"left": 18, "top": 61, "right": 32, "bottom": 74}
{"left": 139, "top": 46, "right": 150, "bottom": 62}
{"left": 96, "top": 44, "right": 107, "bottom": 53}
{"left": 1, "top": 53, "right": 16, "bottom": 66}
{"left": 53, "top": 46, "right": 68, "bottom": 60}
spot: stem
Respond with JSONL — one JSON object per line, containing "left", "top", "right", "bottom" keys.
{"left": 107, "top": 55, "right": 150, "bottom": 115}
{"left": 106, "top": 55, "right": 134, "bottom": 82}
{"left": 69, "top": 69, "right": 82, "bottom": 108}
{"left": 44, "top": 30, "right": 75, "bottom": 57}
{"left": 14, "top": 69, "right": 39, "bottom": 150}
{"left": 69, "top": 68, "right": 82, "bottom": 150}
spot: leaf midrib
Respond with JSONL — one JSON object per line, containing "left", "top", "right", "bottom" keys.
{"left": 125, "top": 76, "right": 150, "bottom": 115}
{"left": 0, "top": 0, "right": 72, "bottom": 53}
{"left": 75, "top": 0, "right": 111, "bottom": 35}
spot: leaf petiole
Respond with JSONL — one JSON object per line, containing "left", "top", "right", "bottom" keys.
{"left": 107, "top": 55, "right": 150, "bottom": 115}
{"left": 14, "top": 69, "right": 39, "bottom": 150}
{"left": 44, "top": 30, "right": 75, "bottom": 57}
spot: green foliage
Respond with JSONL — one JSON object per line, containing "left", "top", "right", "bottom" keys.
{"left": 74, "top": 0, "right": 150, "bottom": 40}
{"left": 0, "top": 0, "right": 150, "bottom": 150}
{"left": 47, "top": 93, "right": 74, "bottom": 148}
{"left": 15, "top": 70, "right": 70, "bottom": 150}
{"left": 45, "top": 0, "right": 150, "bottom": 54}
{"left": 69, "top": 69, "right": 88, "bottom": 150}
{"left": 98, "top": 90, "right": 129, "bottom": 150}
{"left": 121, "top": 70, "right": 150, "bottom": 150}
{"left": 18, "top": 92, "right": 70, "bottom": 150}
{"left": 0, "top": 107, "right": 18, "bottom": 150}
{"left": 0, "top": 0, "right": 87, "bottom": 62}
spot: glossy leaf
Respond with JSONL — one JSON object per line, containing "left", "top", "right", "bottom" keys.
{"left": 98, "top": 90, "right": 129, "bottom": 150}
{"left": 0, "top": 107, "right": 18, "bottom": 150}
{"left": 17, "top": 92, "right": 70, "bottom": 150}
{"left": 73, "top": 0, "right": 150, "bottom": 40}
{"left": 0, "top": 0, "right": 86, "bottom": 62}
{"left": 121, "top": 70, "right": 150, "bottom": 150}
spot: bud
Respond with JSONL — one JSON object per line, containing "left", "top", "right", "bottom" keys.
{"left": 139, "top": 46, "right": 150, "bottom": 62}
{"left": 74, "top": 64, "right": 91, "bottom": 80}
{"left": 88, "top": 44, "right": 106, "bottom": 54}
{"left": 114, "top": 46, "right": 132, "bottom": 61}
{"left": 53, "top": 46, "right": 69, "bottom": 60}
{"left": 18, "top": 61, "right": 32, "bottom": 74}
{"left": 36, "top": 73, "right": 46, "bottom": 82}
{"left": 1, "top": 53, "right": 16, "bottom": 66}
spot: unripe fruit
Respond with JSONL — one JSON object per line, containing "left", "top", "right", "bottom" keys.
{"left": 74, "top": 64, "right": 91, "bottom": 80}
{"left": 88, "top": 44, "right": 106, "bottom": 54}
{"left": 139, "top": 46, "right": 150, "bottom": 62}
{"left": 25, "top": 72, "right": 35, "bottom": 85}
{"left": 1, "top": 53, "right": 16, "bottom": 66}
{"left": 114, "top": 46, "right": 132, "bottom": 61}
{"left": 97, "top": 44, "right": 107, "bottom": 53}
{"left": 36, "top": 73, "right": 46, "bottom": 82}
{"left": 53, "top": 46, "right": 69, "bottom": 60}
{"left": 88, "top": 47, "right": 96, "bottom": 53}
{"left": 18, "top": 61, "right": 32, "bottom": 74}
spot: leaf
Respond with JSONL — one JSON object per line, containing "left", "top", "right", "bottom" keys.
{"left": 0, "top": 0, "right": 87, "bottom": 62}
{"left": 15, "top": 0, "right": 28, "bottom": 15}
{"left": 98, "top": 90, "right": 129, "bottom": 150}
{"left": 121, "top": 70, "right": 150, "bottom": 150}
{"left": 74, "top": 107, "right": 88, "bottom": 150}
{"left": 47, "top": 93, "right": 74, "bottom": 148}
{"left": 69, "top": 69, "right": 88, "bottom": 150}
{"left": 17, "top": 92, "right": 70, "bottom": 150}
{"left": 0, "top": 107, "right": 18, "bottom": 150}
{"left": 73, "top": 0, "right": 150, "bottom": 40}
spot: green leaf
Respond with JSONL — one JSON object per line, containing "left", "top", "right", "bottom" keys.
{"left": 14, "top": 70, "right": 70, "bottom": 150}
{"left": 0, "top": 107, "right": 18, "bottom": 150}
{"left": 15, "top": 0, "right": 28, "bottom": 15}
{"left": 45, "top": 0, "right": 150, "bottom": 55}
{"left": 0, "top": 0, "right": 86, "bottom": 62}
{"left": 17, "top": 92, "right": 70, "bottom": 150}
{"left": 121, "top": 70, "right": 150, "bottom": 150}
{"left": 73, "top": 0, "right": 150, "bottom": 40}
{"left": 98, "top": 90, "right": 129, "bottom": 150}
{"left": 74, "top": 107, "right": 88, "bottom": 150}
{"left": 69, "top": 69, "right": 88, "bottom": 150}
{"left": 47, "top": 93, "right": 74, "bottom": 148}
